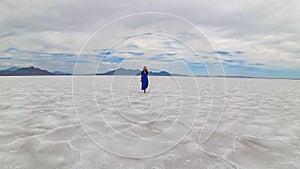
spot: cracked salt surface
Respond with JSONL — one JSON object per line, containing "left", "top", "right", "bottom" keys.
{"left": 0, "top": 76, "right": 299, "bottom": 169}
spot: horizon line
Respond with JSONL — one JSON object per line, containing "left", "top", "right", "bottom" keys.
{"left": 1, "top": 66, "right": 299, "bottom": 80}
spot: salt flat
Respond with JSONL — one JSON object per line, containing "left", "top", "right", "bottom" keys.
{"left": 0, "top": 76, "right": 299, "bottom": 169}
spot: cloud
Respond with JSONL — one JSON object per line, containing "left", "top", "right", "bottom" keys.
{"left": 122, "top": 52, "right": 144, "bottom": 56}
{"left": 0, "top": 0, "right": 299, "bottom": 77}
{"left": 102, "top": 56, "right": 125, "bottom": 63}
{"left": 0, "top": 48, "right": 77, "bottom": 73}
{"left": 0, "top": 57, "right": 12, "bottom": 60}
{"left": 215, "top": 51, "right": 231, "bottom": 56}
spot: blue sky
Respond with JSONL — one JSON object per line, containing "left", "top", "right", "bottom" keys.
{"left": 0, "top": 0, "right": 300, "bottom": 78}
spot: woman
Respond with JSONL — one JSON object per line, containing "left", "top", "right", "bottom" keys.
{"left": 140, "top": 66, "right": 149, "bottom": 93}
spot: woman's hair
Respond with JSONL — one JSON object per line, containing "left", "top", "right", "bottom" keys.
{"left": 143, "top": 66, "right": 148, "bottom": 73}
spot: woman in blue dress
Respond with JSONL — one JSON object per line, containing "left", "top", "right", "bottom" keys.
{"left": 140, "top": 66, "right": 149, "bottom": 93}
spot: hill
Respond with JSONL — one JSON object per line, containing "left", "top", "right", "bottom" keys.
{"left": 0, "top": 66, "right": 52, "bottom": 76}
{"left": 97, "top": 68, "right": 179, "bottom": 76}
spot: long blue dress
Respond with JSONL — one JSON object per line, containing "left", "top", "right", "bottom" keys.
{"left": 141, "top": 71, "right": 148, "bottom": 90}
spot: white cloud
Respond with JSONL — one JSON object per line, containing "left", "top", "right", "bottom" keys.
{"left": 0, "top": 0, "right": 299, "bottom": 76}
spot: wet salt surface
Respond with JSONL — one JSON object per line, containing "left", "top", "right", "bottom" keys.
{"left": 0, "top": 76, "right": 299, "bottom": 169}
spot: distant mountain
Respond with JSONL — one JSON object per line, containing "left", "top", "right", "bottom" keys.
{"left": 97, "top": 68, "right": 184, "bottom": 76}
{"left": 97, "top": 68, "right": 141, "bottom": 75}
{"left": 149, "top": 71, "right": 171, "bottom": 76}
{"left": 0, "top": 67, "right": 185, "bottom": 76}
{"left": 52, "top": 71, "right": 71, "bottom": 75}
{"left": 0, "top": 66, "right": 52, "bottom": 76}
{"left": 0, "top": 66, "right": 73, "bottom": 76}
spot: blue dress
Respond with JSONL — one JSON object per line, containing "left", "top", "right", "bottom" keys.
{"left": 141, "top": 71, "right": 148, "bottom": 90}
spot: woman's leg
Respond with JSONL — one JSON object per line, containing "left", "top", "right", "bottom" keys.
{"left": 144, "top": 89, "right": 146, "bottom": 93}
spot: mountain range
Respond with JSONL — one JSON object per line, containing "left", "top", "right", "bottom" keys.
{"left": 96, "top": 68, "right": 180, "bottom": 76}
{"left": 0, "top": 66, "right": 70, "bottom": 76}
{"left": 1, "top": 66, "right": 297, "bottom": 79}
{"left": 0, "top": 67, "right": 180, "bottom": 76}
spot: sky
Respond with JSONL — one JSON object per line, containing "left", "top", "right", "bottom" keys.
{"left": 0, "top": 0, "right": 300, "bottom": 78}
